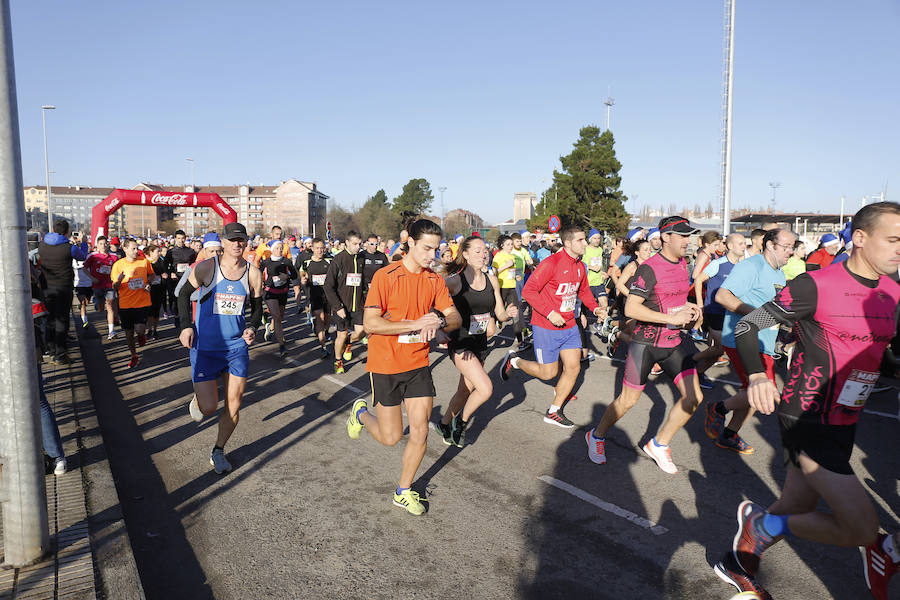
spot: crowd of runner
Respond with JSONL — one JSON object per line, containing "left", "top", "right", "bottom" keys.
{"left": 29, "top": 203, "right": 900, "bottom": 599}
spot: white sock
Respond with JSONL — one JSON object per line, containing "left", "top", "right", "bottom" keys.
{"left": 510, "top": 357, "right": 520, "bottom": 369}
{"left": 108, "top": 323, "right": 115, "bottom": 333}
{"left": 82, "top": 315, "right": 88, "bottom": 323}
{"left": 885, "top": 534, "right": 900, "bottom": 563}
{"left": 547, "top": 405, "right": 559, "bottom": 414}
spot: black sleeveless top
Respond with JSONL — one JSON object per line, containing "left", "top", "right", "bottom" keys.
{"left": 451, "top": 269, "right": 495, "bottom": 342}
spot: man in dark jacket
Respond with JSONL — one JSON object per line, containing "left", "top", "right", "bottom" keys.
{"left": 164, "top": 229, "right": 197, "bottom": 329}
{"left": 324, "top": 231, "right": 365, "bottom": 373}
{"left": 39, "top": 220, "right": 89, "bottom": 364}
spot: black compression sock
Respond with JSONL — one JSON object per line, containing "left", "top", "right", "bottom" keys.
{"left": 213, "top": 445, "right": 224, "bottom": 452}
{"left": 722, "top": 428, "right": 737, "bottom": 439}
{"left": 714, "top": 402, "right": 727, "bottom": 417}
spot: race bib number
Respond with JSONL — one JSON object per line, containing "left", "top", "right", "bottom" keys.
{"left": 177, "top": 263, "right": 189, "bottom": 273}
{"left": 214, "top": 292, "right": 244, "bottom": 316}
{"left": 835, "top": 370, "right": 879, "bottom": 408}
{"left": 312, "top": 274, "right": 326, "bottom": 286}
{"left": 98, "top": 265, "right": 111, "bottom": 275}
{"left": 346, "top": 273, "right": 362, "bottom": 287}
{"left": 150, "top": 275, "right": 162, "bottom": 285}
{"left": 666, "top": 305, "right": 686, "bottom": 329}
{"left": 127, "top": 278, "right": 145, "bottom": 290}
{"left": 398, "top": 332, "right": 423, "bottom": 344}
{"left": 272, "top": 275, "right": 285, "bottom": 287}
{"left": 559, "top": 293, "right": 576, "bottom": 313}
{"left": 468, "top": 313, "right": 490, "bottom": 335}
{"left": 590, "top": 256, "right": 602, "bottom": 267}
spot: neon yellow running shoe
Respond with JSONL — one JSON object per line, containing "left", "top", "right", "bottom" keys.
{"left": 347, "top": 399, "right": 367, "bottom": 439}
{"left": 342, "top": 344, "right": 352, "bottom": 362}
{"left": 392, "top": 489, "right": 427, "bottom": 516}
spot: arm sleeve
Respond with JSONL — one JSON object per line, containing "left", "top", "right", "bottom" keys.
{"left": 521, "top": 259, "right": 555, "bottom": 317}
{"left": 174, "top": 269, "right": 192, "bottom": 297}
{"left": 703, "top": 258, "right": 721, "bottom": 279}
{"left": 247, "top": 296, "right": 263, "bottom": 330}
{"left": 70, "top": 241, "right": 89, "bottom": 261}
{"left": 735, "top": 274, "right": 818, "bottom": 374}
{"left": 629, "top": 263, "right": 657, "bottom": 300}
{"left": 177, "top": 280, "right": 196, "bottom": 330}
{"left": 323, "top": 258, "right": 343, "bottom": 311}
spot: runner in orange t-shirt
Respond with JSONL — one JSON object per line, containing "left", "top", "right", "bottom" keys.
{"left": 346, "top": 219, "right": 461, "bottom": 515}
{"left": 111, "top": 238, "right": 153, "bottom": 368}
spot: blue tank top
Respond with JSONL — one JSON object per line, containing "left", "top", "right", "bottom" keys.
{"left": 195, "top": 256, "right": 250, "bottom": 351}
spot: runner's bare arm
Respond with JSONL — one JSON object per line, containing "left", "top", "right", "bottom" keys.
{"left": 625, "top": 294, "right": 692, "bottom": 327}
{"left": 489, "top": 271, "right": 513, "bottom": 321}
{"left": 615, "top": 262, "right": 636, "bottom": 297}
{"left": 692, "top": 271, "right": 709, "bottom": 308}
{"left": 715, "top": 287, "right": 754, "bottom": 316}
{"left": 363, "top": 306, "right": 441, "bottom": 335}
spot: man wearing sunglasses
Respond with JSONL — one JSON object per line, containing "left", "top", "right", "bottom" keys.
{"left": 177, "top": 222, "right": 264, "bottom": 475}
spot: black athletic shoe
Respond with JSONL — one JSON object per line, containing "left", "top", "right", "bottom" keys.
{"left": 319, "top": 346, "right": 329, "bottom": 360}
{"left": 543, "top": 408, "right": 574, "bottom": 429}
{"left": 435, "top": 421, "right": 452, "bottom": 446}
{"left": 713, "top": 552, "right": 773, "bottom": 600}
{"left": 500, "top": 351, "right": 516, "bottom": 381}
{"left": 450, "top": 414, "right": 468, "bottom": 448}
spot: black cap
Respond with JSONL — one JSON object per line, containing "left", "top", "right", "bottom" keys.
{"left": 658, "top": 216, "right": 699, "bottom": 236}
{"left": 222, "top": 222, "right": 249, "bottom": 241}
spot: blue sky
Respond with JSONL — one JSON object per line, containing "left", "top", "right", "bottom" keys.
{"left": 11, "top": 1, "right": 899, "bottom": 226}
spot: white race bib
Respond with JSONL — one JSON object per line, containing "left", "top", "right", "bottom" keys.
{"left": 177, "top": 263, "right": 189, "bottom": 273}
{"left": 590, "top": 256, "right": 602, "bottom": 267}
{"left": 98, "top": 265, "right": 111, "bottom": 274}
{"left": 835, "top": 369, "right": 879, "bottom": 408}
{"left": 272, "top": 275, "right": 285, "bottom": 287}
{"left": 150, "top": 275, "right": 162, "bottom": 285}
{"left": 559, "top": 293, "right": 576, "bottom": 313}
{"left": 468, "top": 313, "right": 490, "bottom": 335}
{"left": 214, "top": 292, "right": 244, "bottom": 316}
{"left": 346, "top": 273, "right": 362, "bottom": 287}
{"left": 398, "top": 332, "right": 423, "bottom": 344}
{"left": 312, "top": 274, "right": 326, "bottom": 286}
{"left": 127, "top": 278, "right": 144, "bottom": 290}
{"left": 666, "top": 305, "right": 686, "bottom": 329}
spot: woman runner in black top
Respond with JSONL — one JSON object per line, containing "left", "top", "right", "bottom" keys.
{"left": 259, "top": 239, "right": 299, "bottom": 357}
{"left": 146, "top": 244, "right": 167, "bottom": 340}
{"left": 435, "top": 236, "right": 514, "bottom": 447}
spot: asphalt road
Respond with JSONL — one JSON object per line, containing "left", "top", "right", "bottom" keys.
{"left": 77, "top": 305, "right": 900, "bottom": 600}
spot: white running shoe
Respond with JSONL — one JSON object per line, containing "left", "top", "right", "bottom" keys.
{"left": 53, "top": 457, "right": 67, "bottom": 476}
{"left": 585, "top": 431, "right": 606, "bottom": 464}
{"left": 188, "top": 395, "right": 204, "bottom": 422}
{"left": 107, "top": 331, "right": 116, "bottom": 340}
{"left": 210, "top": 448, "right": 232, "bottom": 474}
{"left": 642, "top": 439, "right": 678, "bottom": 474}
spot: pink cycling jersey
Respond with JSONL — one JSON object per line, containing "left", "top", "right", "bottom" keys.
{"left": 765, "top": 262, "right": 900, "bottom": 426}
{"left": 629, "top": 253, "right": 692, "bottom": 348}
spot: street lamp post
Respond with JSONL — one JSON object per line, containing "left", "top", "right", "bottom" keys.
{"left": 186, "top": 157, "right": 194, "bottom": 236}
{"left": 41, "top": 105, "right": 55, "bottom": 230}
{"left": 438, "top": 186, "right": 447, "bottom": 231}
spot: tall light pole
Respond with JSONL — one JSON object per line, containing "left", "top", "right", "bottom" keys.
{"left": 604, "top": 95, "right": 615, "bottom": 131}
{"left": 768, "top": 181, "right": 781, "bottom": 212}
{"left": 720, "top": 0, "right": 736, "bottom": 234}
{"left": 41, "top": 105, "right": 55, "bottom": 230}
{"left": 438, "top": 186, "right": 447, "bottom": 231}
{"left": 186, "top": 158, "right": 194, "bottom": 235}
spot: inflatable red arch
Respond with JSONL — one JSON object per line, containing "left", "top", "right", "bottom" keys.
{"left": 91, "top": 189, "right": 237, "bottom": 241}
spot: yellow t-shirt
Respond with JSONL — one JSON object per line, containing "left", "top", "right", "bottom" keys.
{"left": 111, "top": 257, "right": 152, "bottom": 309}
{"left": 491, "top": 251, "right": 517, "bottom": 289}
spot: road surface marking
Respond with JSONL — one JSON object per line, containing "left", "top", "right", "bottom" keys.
{"left": 538, "top": 475, "right": 668, "bottom": 535}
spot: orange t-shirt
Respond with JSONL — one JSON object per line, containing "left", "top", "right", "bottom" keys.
{"left": 111, "top": 257, "right": 152, "bottom": 309}
{"left": 364, "top": 261, "right": 454, "bottom": 375}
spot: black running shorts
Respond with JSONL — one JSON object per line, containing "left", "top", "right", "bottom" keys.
{"left": 334, "top": 310, "right": 364, "bottom": 332}
{"left": 119, "top": 306, "right": 149, "bottom": 330}
{"left": 623, "top": 340, "right": 697, "bottom": 391}
{"left": 369, "top": 367, "right": 435, "bottom": 407}
{"left": 779, "top": 415, "right": 856, "bottom": 476}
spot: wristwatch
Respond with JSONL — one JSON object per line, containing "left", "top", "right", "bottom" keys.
{"left": 431, "top": 308, "right": 447, "bottom": 329}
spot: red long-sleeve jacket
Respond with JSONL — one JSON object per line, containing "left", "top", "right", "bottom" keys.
{"left": 522, "top": 249, "right": 598, "bottom": 330}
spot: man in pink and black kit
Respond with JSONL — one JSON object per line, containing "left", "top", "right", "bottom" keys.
{"left": 712, "top": 201, "right": 900, "bottom": 600}
{"left": 500, "top": 225, "right": 607, "bottom": 428}
{"left": 586, "top": 215, "right": 703, "bottom": 474}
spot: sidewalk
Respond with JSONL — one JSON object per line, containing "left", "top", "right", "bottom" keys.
{"left": 0, "top": 316, "right": 144, "bottom": 600}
